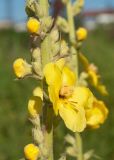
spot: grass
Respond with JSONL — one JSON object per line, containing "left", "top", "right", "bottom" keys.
{"left": 0, "top": 27, "right": 114, "bottom": 160}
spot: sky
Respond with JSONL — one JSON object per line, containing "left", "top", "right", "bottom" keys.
{"left": 0, "top": 0, "right": 26, "bottom": 22}
{"left": 0, "top": 0, "right": 114, "bottom": 22}
{"left": 84, "top": 0, "right": 114, "bottom": 11}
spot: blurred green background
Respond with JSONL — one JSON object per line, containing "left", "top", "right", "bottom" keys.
{"left": 0, "top": 27, "right": 114, "bottom": 160}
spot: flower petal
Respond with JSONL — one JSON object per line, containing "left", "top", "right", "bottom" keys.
{"left": 97, "top": 84, "right": 108, "bottom": 96}
{"left": 56, "top": 58, "right": 65, "bottom": 70}
{"left": 88, "top": 70, "right": 98, "bottom": 87}
{"left": 13, "top": 58, "right": 32, "bottom": 78}
{"left": 48, "top": 86, "right": 59, "bottom": 115}
{"left": 79, "top": 53, "right": 89, "bottom": 69}
{"left": 69, "top": 87, "right": 93, "bottom": 109}
{"left": 62, "top": 66, "right": 76, "bottom": 86}
{"left": 86, "top": 99, "right": 108, "bottom": 128}
{"left": 28, "top": 96, "right": 42, "bottom": 118}
{"left": 43, "top": 62, "right": 62, "bottom": 87}
{"left": 33, "top": 87, "right": 43, "bottom": 100}
{"left": 58, "top": 101, "right": 86, "bottom": 132}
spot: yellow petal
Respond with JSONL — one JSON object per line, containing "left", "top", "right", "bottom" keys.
{"left": 86, "top": 99, "right": 108, "bottom": 128}
{"left": 88, "top": 70, "right": 98, "bottom": 87}
{"left": 33, "top": 87, "right": 43, "bottom": 100}
{"left": 48, "top": 86, "right": 59, "bottom": 115}
{"left": 28, "top": 96, "right": 42, "bottom": 118}
{"left": 56, "top": 58, "right": 65, "bottom": 70}
{"left": 79, "top": 53, "right": 89, "bottom": 69}
{"left": 69, "top": 87, "right": 93, "bottom": 109}
{"left": 13, "top": 58, "right": 31, "bottom": 78}
{"left": 62, "top": 66, "right": 76, "bottom": 86}
{"left": 58, "top": 101, "right": 86, "bottom": 132}
{"left": 43, "top": 62, "right": 62, "bottom": 87}
{"left": 97, "top": 84, "right": 108, "bottom": 96}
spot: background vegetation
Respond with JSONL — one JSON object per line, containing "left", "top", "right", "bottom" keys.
{"left": 0, "top": 27, "right": 114, "bottom": 160}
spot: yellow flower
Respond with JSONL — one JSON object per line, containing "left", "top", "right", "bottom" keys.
{"left": 61, "top": 66, "right": 77, "bottom": 86}
{"left": 56, "top": 58, "right": 66, "bottom": 70}
{"left": 27, "top": 17, "right": 40, "bottom": 34}
{"left": 79, "top": 53, "right": 108, "bottom": 95}
{"left": 88, "top": 70, "right": 98, "bottom": 87}
{"left": 44, "top": 60, "right": 93, "bottom": 132}
{"left": 33, "top": 87, "right": 43, "bottom": 100}
{"left": 97, "top": 84, "right": 108, "bottom": 96}
{"left": 79, "top": 53, "right": 98, "bottom": 87}
{"left": 28, "top": 87, "right": 43, "bottom": 118}
{"left": 86, "top": 98, "right": 108, "bottom": 129}
{"left": 24, "top": 143, "right": 40, "bottom": 160}
{"left": 88, "top": 63, "right": 99, "bottom": 87}
{"left": 76, "top": 27, "right": 88, "bottom": 41}
{"left": 13, "top": 58, "right": 32, "bottom": 78}
{"left": 44, "top": 62, "right": 62, "bottom": 87}
{"left": 28, "top": 96, "right": 42, "bottom": 118}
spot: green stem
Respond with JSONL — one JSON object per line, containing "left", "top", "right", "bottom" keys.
{"left": 43, "top": 106, "right": 54, "bottom": 160}
{"left": 66, "top": 1, "right": 83, "bottom": 160}
{"left": 75, "top": 133, "right": 83, "bottom": 160}
{"left": 66, "top": 0, "right": 78, "bottom": 77}
{"left": 66, "top": 1, "right": 75, "bottom": 44}
{"left": 45, "top": 131, "right": 53, "bottom": 160}
{"left": 38, "top": 0, "right": 53, "bottom": 160}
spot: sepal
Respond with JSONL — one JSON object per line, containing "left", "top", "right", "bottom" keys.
{"left": 56, "top": 16, "right": 69, "bottom": 33}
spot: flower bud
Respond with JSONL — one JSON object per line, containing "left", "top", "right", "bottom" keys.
{"left": 13, "top": 58, "right": 32, "bottom": 78}
{"left": 76, "top": 27, "right": 87, "bottom": 41}
{"left": 27, "top": 17, "right": 40, "bottom": 34}
{"left": 24, "top": 143, "right": 40, "bottom": 160}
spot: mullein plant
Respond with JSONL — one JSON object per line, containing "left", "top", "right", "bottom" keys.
{"left": 13, "top": 0, "right": 109, "bottom": 160}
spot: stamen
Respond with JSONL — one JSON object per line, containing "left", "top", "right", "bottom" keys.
{"left": 59, "top": 86, "right": 73, "bottom": 98}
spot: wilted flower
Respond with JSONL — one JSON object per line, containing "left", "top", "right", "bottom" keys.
{"left": 43, "top": 59, "right": 93, "bottom": 132}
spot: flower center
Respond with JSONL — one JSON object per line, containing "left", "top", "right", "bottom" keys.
{"left": 59, "top": 86, "right": 73, "bottom": 98}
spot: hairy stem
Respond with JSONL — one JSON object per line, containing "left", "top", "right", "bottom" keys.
{"left": 66, "top": 1, "right": 75, "bottom": 44}
{"left": 44, "top": 107, "right": 54, "bottom": 160}
{"left": 39, "top": 0, "right": 49, "bottom": 17}
{"left": 66, "top": 0, "right": 78, "bottom": 77}
{"left": 66, "top": 1, "right": 83, "bottom": 160}
{"left": 38, "top": 0, "right": 54, "bottom": 160}
{"left": 75, "top": 133, "right": 83, "bottom": 160}
{"left": 45, "top": 130, "right": 53, "bottom": 160}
